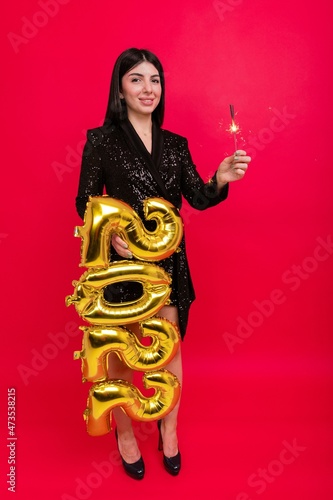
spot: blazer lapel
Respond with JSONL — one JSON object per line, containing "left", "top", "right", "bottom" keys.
{"left": 152, "top": 122, "right": 164, "bottom": 172}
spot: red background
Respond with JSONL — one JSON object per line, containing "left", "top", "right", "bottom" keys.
{"left": 1, "top": 1, "right": 332, "bottom": 498}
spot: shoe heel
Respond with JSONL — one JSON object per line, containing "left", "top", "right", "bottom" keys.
{"left": 157, "top": 420, "right": 181, "bottom": 475}
{"left": 157, "top": 420, "right": 163, "bottom": 451}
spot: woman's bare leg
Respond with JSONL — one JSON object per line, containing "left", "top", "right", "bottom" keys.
{"left": 156, "top": 305, "right": 182, "bottom": 458}
{"left": 107, "top": 322, "right": 142, "bottom": 464}
{"left": 108, "top": 306, "right": 182, "bottom": 461}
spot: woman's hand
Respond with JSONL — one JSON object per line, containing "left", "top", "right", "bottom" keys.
{"left": 111, "top": 234, "right": 133, "bottom": 259}
{"left": 216, "top": 150, "right": 251, "bottom": 188}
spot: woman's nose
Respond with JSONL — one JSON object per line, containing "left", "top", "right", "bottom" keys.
{"left": 143, "top": 80, "right": 153, "bottom": 93}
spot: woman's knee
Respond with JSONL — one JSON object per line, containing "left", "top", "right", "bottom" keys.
{"left": 107, "top": 352, "right": 132, "bottom": 377}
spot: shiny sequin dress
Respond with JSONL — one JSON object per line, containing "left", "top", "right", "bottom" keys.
{"left": 76, "top": 119, "right": 229, "bottom": 339}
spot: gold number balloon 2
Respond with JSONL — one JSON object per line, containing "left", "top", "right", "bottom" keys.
{"left": 75, "top": 196, "right": 183, "bottom": 268}
{"left": 67, "top": 196, "right": 183, "bottom": 436}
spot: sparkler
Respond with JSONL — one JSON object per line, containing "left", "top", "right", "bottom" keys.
{"left": 229, "top": 104, "right": 239, "bottom": 152}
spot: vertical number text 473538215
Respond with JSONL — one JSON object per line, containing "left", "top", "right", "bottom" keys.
{"left": 7, "top": 388, "right": 17, "bottom": 493}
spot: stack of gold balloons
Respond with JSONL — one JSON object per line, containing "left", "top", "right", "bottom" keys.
{"left": 66, "top": 196, "right": 183, "bottom": 436}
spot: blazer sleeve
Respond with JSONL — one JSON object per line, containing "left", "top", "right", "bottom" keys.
{"left": 179, "top": 137, "right": 229, "bottom": 210}
{"left": 75, "top": 128, "right": 105, "bottom": 219}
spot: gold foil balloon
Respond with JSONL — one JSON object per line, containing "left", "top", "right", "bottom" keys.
{"left": 66, "top": 261, "right": 171, "bottom": 325}
{"left": 83, "top": 370, "right": 181, "bottom": 436}
{"left": 75, "top": 196, "right": 183, "bottom": 268}
{"left": 67, "top": 197, "right": 182, "bottom": 435}
{"left": 74, "top": 317, "right": 181, "bottom": 382}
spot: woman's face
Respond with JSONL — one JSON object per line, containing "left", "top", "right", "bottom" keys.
{"left": 120, "top": 61, "right": 162, "bottom": 119}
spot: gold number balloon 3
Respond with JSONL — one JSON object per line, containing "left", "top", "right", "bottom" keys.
{"left": 74, "top": 317, "right": 181, "bottom": 382}
{"left": 75, "top": 196, "right": 183, "bottom": 268}
{"left": 83, "top": 370, "right": 181, "bottom": 436}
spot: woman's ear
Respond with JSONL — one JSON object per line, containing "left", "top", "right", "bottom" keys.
{"left": 119, "top": 91, "right": 124, "bottom": 99}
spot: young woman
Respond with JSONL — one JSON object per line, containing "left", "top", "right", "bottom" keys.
{"left": 76, "top": 47, "right": 250, "bottom": 479}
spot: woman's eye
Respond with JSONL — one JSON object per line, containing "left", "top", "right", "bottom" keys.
{"left": 131, "top": 78, "right": 140, "bottom": 83}
{"left": 152, "top": 79, "right": 160, "bottom": 84}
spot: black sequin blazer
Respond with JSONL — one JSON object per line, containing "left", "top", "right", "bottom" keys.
{"left": 76, "top": 119, "right": 229, "bottom": 339}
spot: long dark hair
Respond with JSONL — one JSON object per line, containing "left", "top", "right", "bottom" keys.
{"left": 104, "top": 48, "right": 165, "bottom": 127}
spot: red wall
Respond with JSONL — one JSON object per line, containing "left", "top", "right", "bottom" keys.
{"left": 1, "top": 1, "right": 332, "bottom": 498}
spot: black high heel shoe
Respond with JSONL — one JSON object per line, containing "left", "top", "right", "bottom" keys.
{"left": 157, "top": 420, "right": 181, "bottom": 476}
{"left": 115, "top": 428, "right": 145, "bottom": 480}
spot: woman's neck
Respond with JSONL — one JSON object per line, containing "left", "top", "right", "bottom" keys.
{"left": 127, "top": 113, "right": 153, "bottom": 137}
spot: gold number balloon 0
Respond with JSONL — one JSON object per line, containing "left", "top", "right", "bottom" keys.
{"left": 75, "top": 196, "right": 183, "bottom": 268}
{"left": 66, "top": 261, "right": 171, "bottom": 325}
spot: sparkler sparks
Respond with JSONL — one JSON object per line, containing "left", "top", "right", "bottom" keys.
{"left": 229, "top": 104, "right": 239, "bottom": 152}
